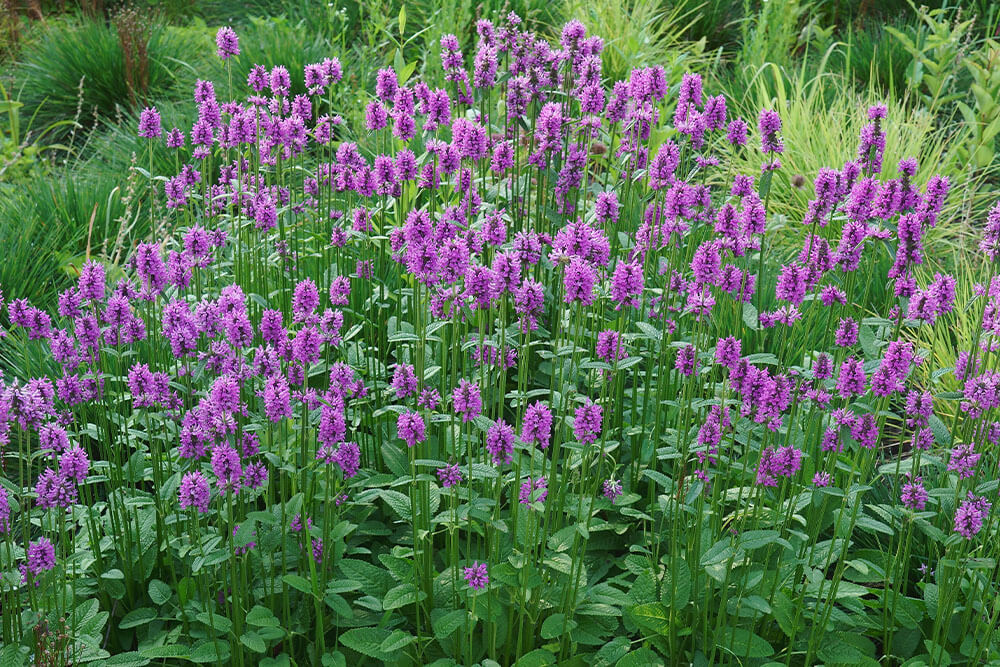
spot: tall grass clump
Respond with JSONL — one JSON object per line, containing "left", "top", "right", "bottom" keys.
{"left": 13, "top": 15, "right": 205, "bottom": 140}
{"left": 0, "top": 173, "right": 127, "bottom": 311}
{"left": 831, "top": 17, "right": 915, "bottom": 96}
{"left": 563, "top": 0, "right": 707, "bottom": 83}
{"left": 2, "top": 15, "right": 1000, "bottom": 667}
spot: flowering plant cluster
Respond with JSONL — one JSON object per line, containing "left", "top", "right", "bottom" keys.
{"left": 1, "top": 16, "right": 999, "bottom": 666}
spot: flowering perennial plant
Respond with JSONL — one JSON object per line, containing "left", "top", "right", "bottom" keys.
{"left": 0, "top": 15, "right": 999, "bottom": 667}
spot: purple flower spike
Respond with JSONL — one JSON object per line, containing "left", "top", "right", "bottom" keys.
{"left": 463, "top": 561, "right": 489, "bottom": 590}
{"left": 215, "top": 26, "right": 240, "bottom": 60}
{"left": 138, "top": 107, "right": 162, "bottom": 139}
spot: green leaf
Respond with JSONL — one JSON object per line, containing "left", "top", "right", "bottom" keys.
{"left": 922, "top": 640, "right": 951, "bottom": 666}
{"left": 234, "top": 520, "right": 257, "bottom": 549}
{"left": 102, "top": 652, "right": 150, "bottom": 666}
{"left": 246, "top": 510, "right": 278, "bottom": 525}
{"left": 915, "top": 518, "right": 945, "bottom": 542}
{"left": 642, "top": 469, "right": 673, "bottom": 491}
{"left": 378, "top": 629, "right": 415, "bottom": 652}
{"left": 246, "top": 605, "right": 280, "bottom": 627}
{"left": 859, "top": 324, "right": 878, "bottom": 359}
{"left": 540, "top": 613, "right": 577, "bottom": 639}
{"left": 188, "top": 640, "right": 230, "bottom": 663}
{"left": 381, "top": 442, "right": 408, "bottom": 477}
{"left": 927, "top": 415, "right": 950, "bottom": 446}
{"left": 339, "top": 558, "right": 395, "bottom": 598}
{"left": 882, "top": 593, "right": 923, "bottom": 629}
{"left": 956, "top": 101, "right": 978, "bottom": 130}
{"left": 119, "top": 607, "right": 157, "bottom": 629}
{"left": 283, "top": 574, "right": 317, "bottom": 597}
{"left": 322, "top": 652, "right": 347, "bottom": 667}
{"left": 719, "top": 627, "right": 773, "bottom": 658}
{"left": 856, "top": 515, "right": 893, "bottom": 536}
{"left": 971, "top": 83, "right": 993, "bottom": 113}
{"left": 339, "top": 628, "right": 393, "bottom": 660}
{"left": 758, "top": 169, "right": 774, "bottom": 200}
{"left": 924, "top": 583, "right": 939, "bottom": 621}
{"left": 742, "top": 302, "right": 759, "bottom": 330}
{"left": 324, "top": 592, "right": 353, "bottom": 617}
{"left": 635, "top": 321, "right": 662, "bottom": 340}
{"left": 398, "top": 61, "right": 418, "bottom": 85}
{"left": 628, "top": 603, "right": 670, "bottom": 635}
{"left": 140, "top": 645, "right": 190, "bottom": 659}
{"left": 744, "top": 354, "right": 779, "bottom": 366}
{"left": 818, "top": 632, "right": 876, "bottom": 664}
{"left": 0, "top": 646, "right": 27, "bottom": 667}
{"left": 737, "top": 530, "right": 780, "bottom": 550}
{"left": 383, "top": 583, "right": 426, "bottom": 610}
{"left": 595, "top": 637, "right": 630, "bottom": 666}
{"left": 380, "top": 489, "right": 412, "bottom": 520}
{"left": 700, "top": 540, "right": 736, "bottom": 567}
{"left": 240, "top": 632, "right": 267, "bottom": 654}
{"left": 196, "top": 611, "right": 233, "bottom": 635}
{"left": 616, "top": 647, "right": 661, "bottom": 666}
{"left": 260, "top": 655, "right": 292, "bottom": 667}
{"left": 661, "top": 557, "right": 691, "bottom": 609}
{"left": 513, "top": 649, "right": 557, "bottom": 666}
{"left": 770, "top": 591, "right": 796, "bottom": 637}
{"left": 393, "top": 48, "right": 404, "bottom": 78}
{"left": 432, "top": 609, "right": 467, "bottom": 639}
{"left": 148, "top": 579, "right": 171, "bottom": 606}
{"left": 629, "top": 569, "right": 658, "bottom": 603}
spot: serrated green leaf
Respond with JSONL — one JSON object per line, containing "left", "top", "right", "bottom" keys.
{"left": 616, "top": 647, "right": 661, "bottom": 666}
{"left": 283, "top": 574, "right": 316, "bottom": 597}
{"left": 513, "top": 648, "right": 557, "bottom": 666}
{"left": 737, "top": 530, "right": 780, "bottom": 550}
{"left": 924, "top": 583, "right": 938, "bottom": 620}
{"left": 927, "top": 415, "right": 950, "bottom": 446}
{"left": 147, "top": 579, "right": 171, "bottom": 606}
{"left": 381, "top": 442, "right": 409, "bottom": 477}
{"left": 196, "top": 611, "right": 233, "bottom": 635}
{"left": 859, "top": 324, "right": 878, "bottom": 359}
{"left": 743, "top": 302, "right": 759, "bottom": 330}
{"left": 102, "top": 652, "right": 150, "bottom": 666}
{"left": 432, "top": 609, "right": 467, "bottom": 638}
{"left": 339, "top": 628, "right": 393, "bottom": 660}
{"left": 321, "top": 652, "right": 347, "bottom": 667}
{"left": 628, "top": 603, "right": 670, "bottom": 635}
{"left": 246, "top": 605, "right": 280, "bottom": 627}
{"left": 378, "top": 629, "right": 415, "bottom": 652}
{"left": 819, "top": 632, "right": 876, "bottom": 664}
{"left": 595, "top": 637, "right": 630, "bottom": 666}
{"left": 661, "top": 557, "right": 690, "bottom": 609}
{"left": 856, "top": 515, "right": 893, "bottom": 536}
{"left": 383, "top": 583, "right": 426, "bottom": 610}
{"left": 541, "top": 613, "right": 577, "bottom": 639}
{"left": 339, "top": 558, "right": 395, "bottom": 598}
{"left": 324, "top": 591, "right": 353, "bottom": 617}
{"left": 380, "top": 489, "right": 412, "bottom": 520}
{"left": 188, "top": 640, "right": 230, "bottom": 663}
{"left": 140, "top": 645, "right": 190, "bottom": 659}
{"left": 119, "top": 607, "right": 157, "bottom": 629}
{"left": 241, "top": 632, "right": 267, "bottom": 653}
{"left": 0, "top": 646, "right": 28, "bottom": 667}
{"left": 770, "top": 591, "right": 796, "bottom": 637}
{"left": 718, "top": 627, "right": 773, "bottom": 658}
